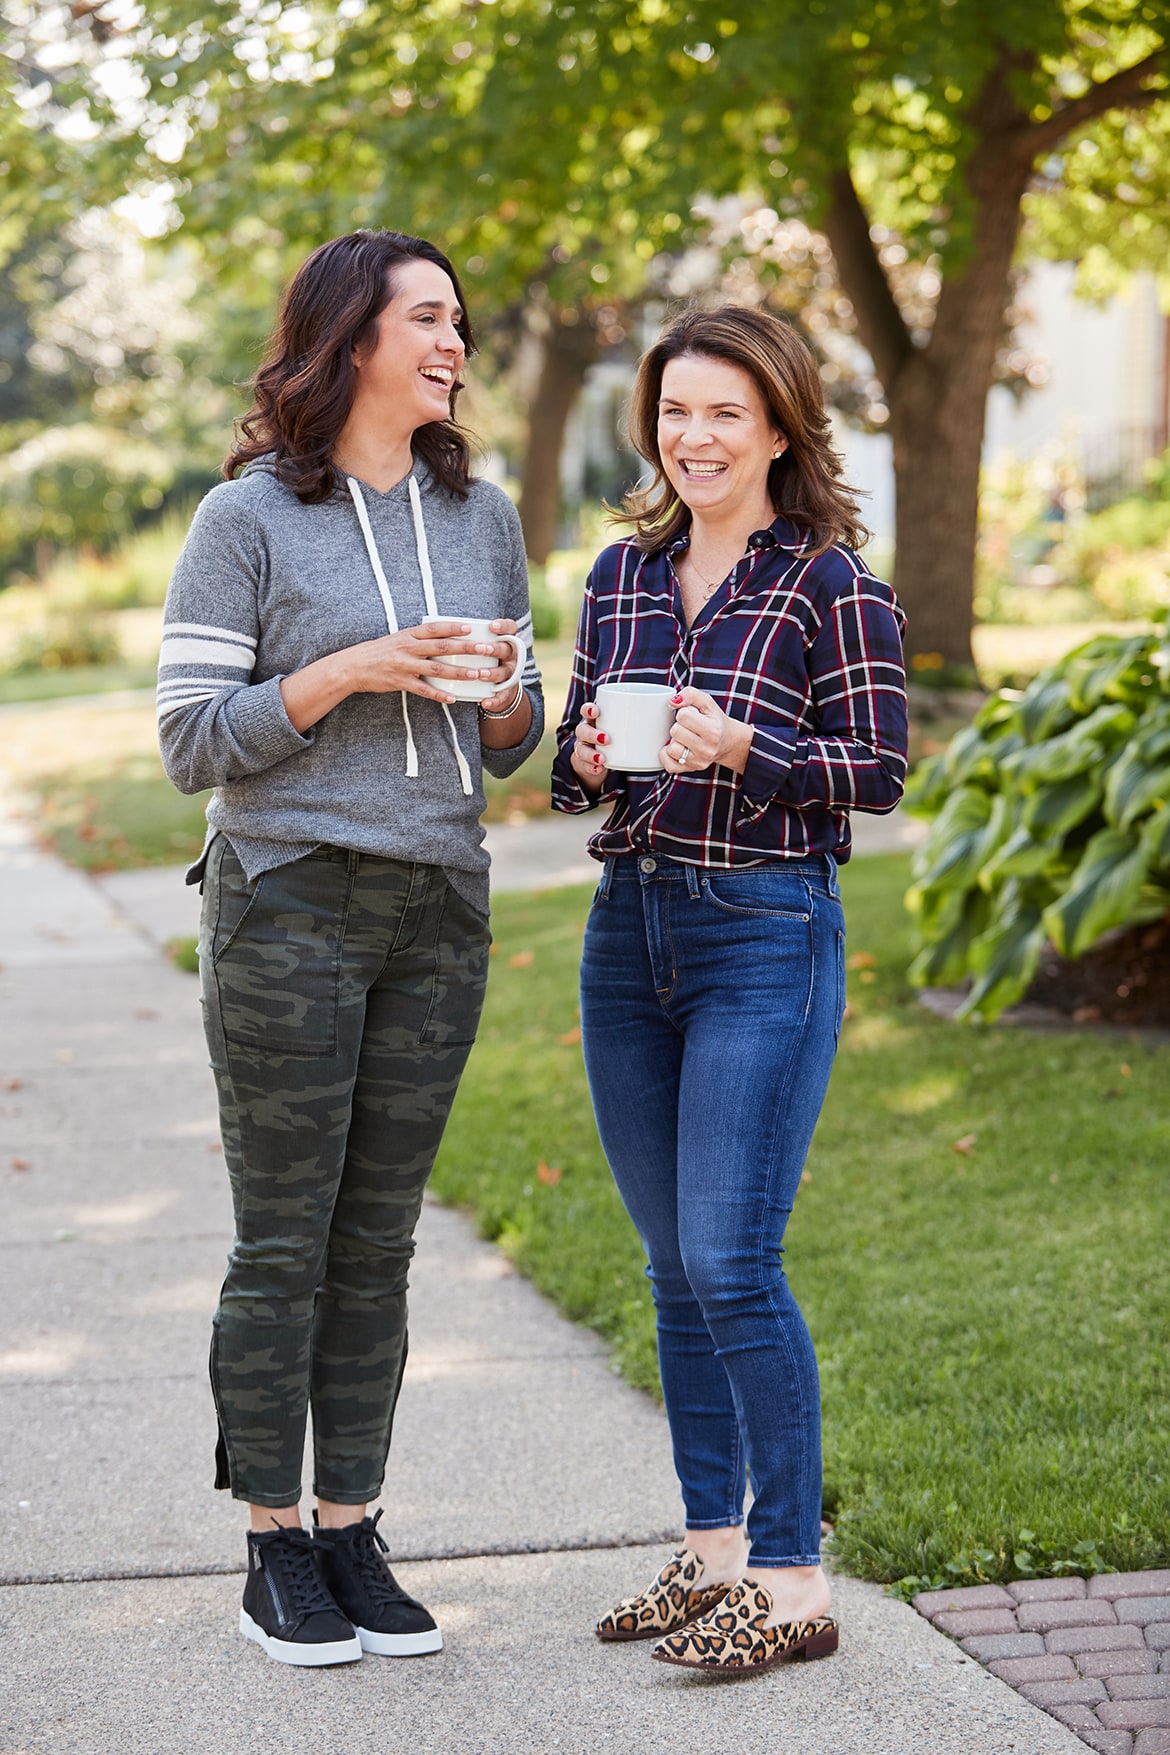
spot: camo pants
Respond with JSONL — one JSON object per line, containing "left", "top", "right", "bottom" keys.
{"left": 199, "top": 836, "right": 489, "bottom": 1507}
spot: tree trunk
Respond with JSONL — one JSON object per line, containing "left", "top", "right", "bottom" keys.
{"left": 824, "top": 61, "right": 1037, "bottom": 671}
{"left": 518, "top": 312, "right": 600, "bottom": 564}
{"left": 886, "top": 141, "right": 1032, "bottom": 671}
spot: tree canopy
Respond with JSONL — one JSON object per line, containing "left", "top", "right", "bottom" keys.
{"left": 11, "top": 0, "right": 1170, "bottom": 656}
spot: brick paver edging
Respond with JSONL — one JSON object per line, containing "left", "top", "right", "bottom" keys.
{"left": 913, "top": 1572, "right": 1170, "bottom": 1755}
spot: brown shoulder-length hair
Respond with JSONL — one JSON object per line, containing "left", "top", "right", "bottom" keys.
{"left": 225, "top": 229, "right": 477, "bottom": 503}
{"left": 616, "top": 304, "right": 868, "bottom": 555}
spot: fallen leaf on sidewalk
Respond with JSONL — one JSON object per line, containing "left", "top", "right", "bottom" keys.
{"left": 952, "top": 1133, "right": 977, "bottom": 1155}
{"left": 508, "top": 949, "right": 535, "bottom": 968}
{"left": 536, "top": 1160, "right": 562, "bottom": 1185}
{"left": 557, "top": 1025, "right": 582, "bottom": 1046}
{"left": 10, "top": 1157, "right": 30, "bottom": 1171}
{"left": 0, "top": 1078, "right": 23, "bottom": 1091}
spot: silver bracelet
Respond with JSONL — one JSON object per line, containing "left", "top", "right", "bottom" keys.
{"left": 478, "top": 679, "right": 526, "bottom": 721}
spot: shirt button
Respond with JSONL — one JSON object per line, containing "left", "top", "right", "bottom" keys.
{"left": 639, "top": 857, "right": 657, "bottom": 874}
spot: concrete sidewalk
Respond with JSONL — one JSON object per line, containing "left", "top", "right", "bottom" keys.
{"left": 0, "top": 798, "right": 1080, "bottom": 1755}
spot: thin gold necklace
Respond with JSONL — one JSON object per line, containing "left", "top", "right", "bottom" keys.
{"left": 685, "top": 552, "right": 728, "bottom": 597}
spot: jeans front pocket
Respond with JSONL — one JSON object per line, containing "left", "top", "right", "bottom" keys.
{"left": 702, "top": 868, "right": 812, "bottom": 921}
{"left": 211, "top": 848, "right": 353, "bottom": 1058}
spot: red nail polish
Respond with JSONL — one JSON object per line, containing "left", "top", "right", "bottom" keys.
{"left": 671, "top": 694, "right": 684, "bottom": 706}
{"left": 597, "top": 732, "right": 609, "bottom": 745}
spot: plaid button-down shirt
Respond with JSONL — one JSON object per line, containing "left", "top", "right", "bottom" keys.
{"left": 550, "top": 515, "right": 908, "bottom": 867}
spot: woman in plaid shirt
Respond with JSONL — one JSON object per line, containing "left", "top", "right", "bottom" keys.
{"left": 552, "top": 305, "right": 908, "bottom": 1675}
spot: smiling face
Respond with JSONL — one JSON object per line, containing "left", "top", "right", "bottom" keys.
{"left": 656, "top": 352, "right": 784, "bottom": 527}
{"left": 350, "top": 256, "right": 466, "bottom": 433}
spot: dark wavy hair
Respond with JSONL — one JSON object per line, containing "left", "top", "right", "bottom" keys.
{"left": 615, "top": 304, "right": 868, "bottom": 556}
{"left": 225, "top": 230, "right": 477, "bottom": 503}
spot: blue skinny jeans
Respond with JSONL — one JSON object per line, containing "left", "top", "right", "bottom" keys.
{"left": 580, "top": 853, "right": 845, "bottom": 1567}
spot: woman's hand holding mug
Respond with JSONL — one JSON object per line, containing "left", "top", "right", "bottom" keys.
{"left": 572, "top": 684, "right": 754, "bottom": 792}
{"left": 570, "top": 701, "right": 609, "bottom": 793}
{"left": 661, "top": 687, "right": 755, "bottom": 776}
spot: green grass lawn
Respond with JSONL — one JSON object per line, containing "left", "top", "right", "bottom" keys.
{"left": 430, "top": 854, "right": 1170, "bottom": 1592}
{"left": 0, "top": 660, "right": 159, "bottom": 706}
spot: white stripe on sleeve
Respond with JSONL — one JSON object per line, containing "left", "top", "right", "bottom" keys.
{"left": 163, "top": 622, "right": 258, "bottom": 648}
{"left": 156, "top": 689, "right": 231, "bottom": 720}
{"left": 158, "top": 637, "right": 257, "bottom": 671}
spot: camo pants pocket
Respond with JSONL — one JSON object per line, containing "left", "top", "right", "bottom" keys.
{"left": 205, "top": 840, "right": 353, "bottom": 1059}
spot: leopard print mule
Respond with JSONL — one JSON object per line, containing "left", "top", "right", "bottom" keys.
{"left": 650, "top": 1579, "right": 838, "bottom": 1673}
{"left": 595, "top": 1548, "right": 732, "bottom": 1642}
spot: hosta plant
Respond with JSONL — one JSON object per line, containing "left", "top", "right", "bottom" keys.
{"left": 904, "top": 616, "right": 1170, "bottom": 1021}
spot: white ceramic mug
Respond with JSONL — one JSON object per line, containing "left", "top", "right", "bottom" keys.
{"left": 422, "top": 616, "right": 526, "bottom": 703}
{"left": 594, "top": 681, "right": 677, "bottom": 773}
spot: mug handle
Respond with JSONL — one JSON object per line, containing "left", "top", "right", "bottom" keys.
{"left": 498, "top": 634, "right": 526, "bottom": 696}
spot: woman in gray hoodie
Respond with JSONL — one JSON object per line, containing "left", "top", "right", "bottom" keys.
{"left": 159, "top": 229, "right": 543, "bottom": 1667}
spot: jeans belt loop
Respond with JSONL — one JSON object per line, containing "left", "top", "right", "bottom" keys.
{"left": 598, "top": 856, "right": 616, "bottom": 899}
{"left": 685, "top": 864, "right": 701, "bottom": 900}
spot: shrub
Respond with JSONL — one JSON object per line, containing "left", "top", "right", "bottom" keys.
{"left": 0, "top": 424, "right": 174, "bottom": 582}
{"left": 1052, "top": 476, "right": 1170, "bottom": 621}
{"left": 904, "top": 617, "right": 1170, "bottom": 1020}
{"left": 5, "top": 606, "right": 122, "bottom": 673}
{"left": 527, "top": 565, "right": 562, "bottom": 641}
{"left": 30, "top": 510, "right": 189, "bottom": 610}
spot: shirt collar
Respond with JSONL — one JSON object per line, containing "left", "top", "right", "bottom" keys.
{"left": 666, "top": 512, "right": 809, "bottom": 558}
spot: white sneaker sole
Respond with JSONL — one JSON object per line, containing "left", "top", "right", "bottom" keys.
{"left": 239, "top": 1609, "right": 363, "bottom": 1666}
{"left": 355, "top": 1623, "right": 443, "bottom": 1657}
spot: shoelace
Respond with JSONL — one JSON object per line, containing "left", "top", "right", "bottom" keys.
{"left": 342, "top": 1509, "right": 410, "bottom": 1605}
{"left": 267, "top": 1528, "right": 339, "bottom": 1617}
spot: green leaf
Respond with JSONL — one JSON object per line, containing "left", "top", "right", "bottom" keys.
{"left": 1063, "top": 637, "right": 1151, "bottom": 713}
{"left": 956, "top": 895, "right": 1047, "bottom": 1022}
{"left": 1018, "top": 670, "right": 1075, "bottom": 743}
{"left": 1041, "top": 829, "right": 1152, "bottom": 960}
{"left": 902, "top": 752, "right": 950, "bottom": 819}
{"left": 942, "top": 724, "right": 996, "bottom": 788}
{"left": 908, "top": 888, "right": 992, "bottom": 988}
{"left": 910, "top": 785, "right": 993, "bottom": 895}
{"left": 1103, "top": 749, "right": 1170, "bottom": 833}
{"left": 1021, "top": 772, "right": 1102, "bottom": 841}
{"left": 1005, "top": 703, "right": 1136, "bottom": 788}
{"left": 1140, "top": 804, "right": 1170, "bottom": 871}
{"left": 981, "top": 825, "right": 1055, "bottom": 884}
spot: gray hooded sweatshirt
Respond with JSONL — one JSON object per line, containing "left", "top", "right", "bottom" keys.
{"left": 157, "top": 460, "right": 543, "bottom": 914}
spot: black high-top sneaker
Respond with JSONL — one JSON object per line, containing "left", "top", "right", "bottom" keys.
{"left": 240, "top": 1526, "right": 362, "bottom": 1666}
{"left": 313, "top": 1510, "right": 442, "bottom": 1656}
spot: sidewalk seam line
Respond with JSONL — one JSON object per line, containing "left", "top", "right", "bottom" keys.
{"left": 0, "top": 1530, "right": 682, "bottom": 1590}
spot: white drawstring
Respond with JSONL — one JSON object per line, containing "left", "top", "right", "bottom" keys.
{"left": 409, "top": 475, "right": 473, "bottom": 797}
{"left": 347, "top": 474, "right": 473, "bottom": 795}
